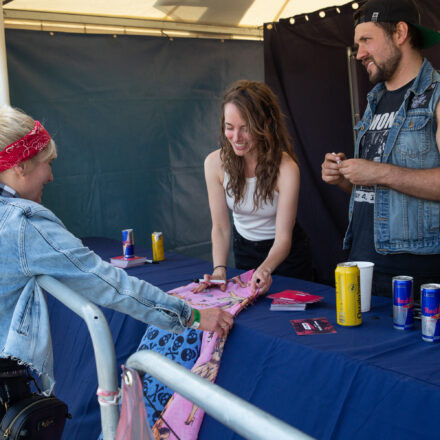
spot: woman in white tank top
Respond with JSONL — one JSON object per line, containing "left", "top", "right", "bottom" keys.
{"left": 194, "top": 80, "right": 312, "bottom": 295}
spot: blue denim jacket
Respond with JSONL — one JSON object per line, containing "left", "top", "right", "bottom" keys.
{"left": 0, "top": 196, "right": 192, "bottom": 393}
{"left": 344, "top": 59, "right": 440, "bottom": 254}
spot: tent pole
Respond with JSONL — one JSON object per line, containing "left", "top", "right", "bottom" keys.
{"left": 0, "top": 2, "right": 10, "bottom": 105}
{"left": 346, "top": 46, "right": 360, "bottom": 148}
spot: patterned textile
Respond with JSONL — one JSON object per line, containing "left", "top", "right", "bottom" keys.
{"left": 137, "top": 326, "right": 203, "bottom": 427}
{"left": 0, "top": 121, "right": 51, "bottom": 172}
{"left": 115, "top": 366, "right": 153, "bottom": 440}
{"left": 152, "top": 270, "right": 257, "bottom": 440}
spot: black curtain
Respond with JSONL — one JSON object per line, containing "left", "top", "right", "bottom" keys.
{"left": 264, "top": 0, "right": 440, "bottom": 285}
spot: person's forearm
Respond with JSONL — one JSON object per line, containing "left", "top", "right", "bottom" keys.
{"left": 380, "top": 165, "right": 440, "bottom": 201}
{"left": 340, "top": 159, "right": 440, "bottom": 201}
{"left": 211, "top": 225, "right": 230, "bottom": 267}
{"left": 258, "top": 238, "right": 292, "bottom": 274}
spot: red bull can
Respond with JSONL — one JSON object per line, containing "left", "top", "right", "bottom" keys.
{"left": 122, "top": 229, "right": 135, "bottom": 259}
{"left": 392, "top": 276, "right": 414, "bottom": 330}
{"left": 335, "top": 262, "right": 362, "bottom": 326}
{"left": 421, "top": 284, "right": 440, "bottom": 342}
{"left": 152, "top": 232, "right": 165, "bottom": 262}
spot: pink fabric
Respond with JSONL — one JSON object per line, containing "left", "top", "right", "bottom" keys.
{"left": 0, "top": 121, "right": 51, "bottom": 172}
{"left": 152, "top": 270, "right": 257, "bottom": 440}
{"left": 116, "top": 366, "right": 153, "bottom": 440}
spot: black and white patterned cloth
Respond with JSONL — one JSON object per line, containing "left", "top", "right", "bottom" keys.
{"left": 137, "top": 325, "right": 202, "bottom": 426}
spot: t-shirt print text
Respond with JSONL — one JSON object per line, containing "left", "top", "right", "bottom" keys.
{"left": 369, "top": 111, "right": 397, "bottom": 131}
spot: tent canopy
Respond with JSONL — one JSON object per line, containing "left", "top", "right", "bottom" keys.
{"left": 3, "top": 0, "right": 354, "bottom": 39}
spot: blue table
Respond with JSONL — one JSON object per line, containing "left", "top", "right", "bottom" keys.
{"left": 48, "top": 237, "right": 440, "bottom": 440}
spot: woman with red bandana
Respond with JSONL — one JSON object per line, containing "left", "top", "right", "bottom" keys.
{"left": 0, "top": 106, "right": 233, "bottom": 414}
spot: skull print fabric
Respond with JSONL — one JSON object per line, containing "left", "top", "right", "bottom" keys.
{"left": 150, "top": 270, "right": 257, "bottom": 440}
{"left": 136, "top": 325, "right": 203, "bottom": 427}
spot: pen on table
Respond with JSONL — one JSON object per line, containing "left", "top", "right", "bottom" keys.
{"left": 198, "top": 279, "right": 226, "bottom": 285}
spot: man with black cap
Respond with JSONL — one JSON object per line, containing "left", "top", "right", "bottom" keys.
{"left": 322, "top": 0, "right": 440, "bottom": 300}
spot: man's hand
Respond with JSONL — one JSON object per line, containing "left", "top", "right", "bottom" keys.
{"left": 339, "top": 158, "right": 387, "bottom": 186}
{"left": 198, "top": 308, "right": 234, "bottom": 337}
{"left": 321, "top": 152, "right": 347, "bottom": 185}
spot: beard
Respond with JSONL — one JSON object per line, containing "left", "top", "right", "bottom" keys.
{"left": 367, "top": 44, "right": 402, "bottom": 85}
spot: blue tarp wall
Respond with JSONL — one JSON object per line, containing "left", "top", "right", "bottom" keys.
{"left": 6, "top": 29, "right": 263, "bottom": 262}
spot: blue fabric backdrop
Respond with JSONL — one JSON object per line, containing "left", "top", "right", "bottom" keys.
{"left": 5, "top": 29, "right": 263, "bottom": 263}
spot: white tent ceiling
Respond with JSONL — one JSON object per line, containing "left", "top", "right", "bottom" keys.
{"left": 2, "top": 0, "right": 354, "bottom": 39}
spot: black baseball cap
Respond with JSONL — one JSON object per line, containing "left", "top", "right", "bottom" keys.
{"left": 354, "top": 0, "right": 440, "bottom": 49}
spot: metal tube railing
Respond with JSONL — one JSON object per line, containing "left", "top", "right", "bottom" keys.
{"left": 38, "top": 275, "right": 314, "bottom": 440}
{"left": 127, "top": 350, "right": 315, "bottom": 440}
{"left": 0, "top": 1, "right": 11, "bottom": 105}
{"left": 37, "top": 275, "right": 119, "bottom": 440}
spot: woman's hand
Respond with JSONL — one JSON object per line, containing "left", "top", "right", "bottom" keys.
{"left": 198, "top": 308, "right": 234, "bottom": 337}
{"left": 192, "top": 266, "right": 227, "bottom": 293}
{"left": 249, "top": 266, "right": 272, "bottom": 295}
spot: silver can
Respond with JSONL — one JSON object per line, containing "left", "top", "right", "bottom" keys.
{"left": 421, "top": 284, "right": 440, "bottom": 342}
{"left": 392, "top": 276, "right": 414, "bottom": 330}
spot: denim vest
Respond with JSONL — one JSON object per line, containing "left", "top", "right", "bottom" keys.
{"left": 344, "top": 59, "right": 440, "bottom": 254}
{"left": 0, "top": 197, "right": 192, "bottom": 394}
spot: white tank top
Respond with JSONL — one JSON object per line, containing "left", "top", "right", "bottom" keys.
{"left": 223, "top": 171, "right": 278, "bottom": 241}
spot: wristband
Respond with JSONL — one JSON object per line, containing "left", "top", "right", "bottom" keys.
{"left": 189, "top": 308, "right": 201, "bottom": 329}
{"left": 213, "top": 265, "right": 227, "bottom": 272}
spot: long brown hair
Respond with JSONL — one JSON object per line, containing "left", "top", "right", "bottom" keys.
{"left": 219, "top": 80, "right": 297, "bottom": 209}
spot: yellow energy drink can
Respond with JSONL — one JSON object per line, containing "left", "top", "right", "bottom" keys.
{"left": 152, "top": 232, "right": 165, "bottom": 262}
{"left": 335, "top": 262, "right": 362, "bottom": 326}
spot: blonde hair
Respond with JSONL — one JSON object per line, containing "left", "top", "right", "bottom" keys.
{"left": 0, "top": 106, "right": 57, "bottom": 173}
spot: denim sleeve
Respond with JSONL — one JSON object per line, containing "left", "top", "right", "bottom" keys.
{"left": 21, "top": 213, "right": 192, "bottom": 333}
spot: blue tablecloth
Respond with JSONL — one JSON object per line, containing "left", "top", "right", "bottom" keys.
{"left": 48, "top": 237, "right": 440, "bottom": 440}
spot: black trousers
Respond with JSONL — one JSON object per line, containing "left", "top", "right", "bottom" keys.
{"left": 232, "top": 222, "right": 314, "bottom": 281}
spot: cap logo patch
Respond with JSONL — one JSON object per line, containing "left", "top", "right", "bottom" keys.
{"left": 371, "top": 12, "right": 379, "bottom": 22}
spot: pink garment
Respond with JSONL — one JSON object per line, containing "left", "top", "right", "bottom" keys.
{"left": 152, "top": 270, "right": 257, "bottom": 440}
{"left": 116, "top": 366, "right": 153, "bottom": 440}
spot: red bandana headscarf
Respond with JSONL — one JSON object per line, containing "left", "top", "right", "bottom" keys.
{"left": 0, "top": 121, "right": 51, "bottom": 172}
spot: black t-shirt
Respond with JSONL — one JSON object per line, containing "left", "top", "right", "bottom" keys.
{"left": 349, "top": 80, "right": 440, "bottom": 275}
